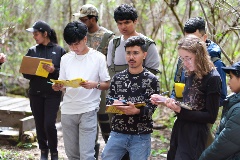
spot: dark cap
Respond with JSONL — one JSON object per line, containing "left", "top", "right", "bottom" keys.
{"left": 222, "top": 61, "right": 240, "bottom": 74}
{"left": 26, "top": 20, "right": 51, "bottom": 33}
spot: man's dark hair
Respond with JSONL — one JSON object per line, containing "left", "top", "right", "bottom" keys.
{"left": 124, "top": 36, "right": 147, "bottom": 52}
{"left": 114, "top": 4, "right": 138, "bottom": 22}
{"left": 184, "top": 17, "right": 206, "bottom": 35}
{"left": 63, "top": 21, "right": 88, "bottom": 45}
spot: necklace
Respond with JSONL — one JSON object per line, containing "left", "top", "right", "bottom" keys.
{"left": 75, "top": 54, "right": 87, "bottom": 61}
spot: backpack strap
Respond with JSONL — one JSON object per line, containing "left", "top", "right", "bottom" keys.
{"left": 110, "top": 36, "right": 121, "bottom": 74}
{"left": 109, "top": 36, "right": 159, "bottom": 76}
{"left": 211, "top": 57, "right": 221, "bottom": 63}
{"left": 175, "top": 59, "right": 183, "bottom": 82}
{"left": 97, "top": 31, "right": 114, "bottom": 56}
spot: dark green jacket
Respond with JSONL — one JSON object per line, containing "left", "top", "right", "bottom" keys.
{"left": 199, "top": 93, "right": 240, "bottom": 160}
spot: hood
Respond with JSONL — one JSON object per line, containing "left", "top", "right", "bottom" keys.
{"left": 206, "top": 39, "right": 221, "bottom": 59}
{"left": 225, "top": 93, "right": 240, "bottom": 110}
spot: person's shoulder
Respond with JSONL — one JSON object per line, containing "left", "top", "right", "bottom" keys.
{"left": 61, "top": 51, "right": 74, "bottom": 59}
{"left": 90, "top": 48, "right": 105, "bottom": 57}
{"left": 99, "top": 26, "right": 114, "bottom": 34}
{"left": 143, "top": 68, "right": 158, "bottom": 79}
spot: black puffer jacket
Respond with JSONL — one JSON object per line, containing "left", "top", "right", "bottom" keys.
{"left": 199, "top": 93, "right": 240, "bottom": 160}
{"left": 23, "top": 42, "right": 66, "bottom": 96}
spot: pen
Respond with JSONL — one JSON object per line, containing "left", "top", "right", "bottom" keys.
{"left": 107, "top": 97, "right": 127, "bottom": 104}
{"left": 47, "top": 81, "right": 54, "bottom": 85}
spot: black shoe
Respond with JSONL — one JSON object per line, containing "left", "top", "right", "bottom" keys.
{"left": 94, "top": 143, "right": 100, "bottom": 160}
{"left": 40, "top": 149, "right": 49, "bottom": 160}
{"left": 51, "top": 152, "right": 58, "bottom": 160}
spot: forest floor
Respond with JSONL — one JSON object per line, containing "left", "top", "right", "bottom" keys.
{"left": 0, "top": 108, "right": 173, "bottom": 160}
{"left": 0, "top": 123, "right": 171, "bottom": 160}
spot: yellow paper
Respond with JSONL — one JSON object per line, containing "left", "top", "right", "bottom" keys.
{"left": 106, "top": 103, "right": 146, "bottom": 114}
{"left": 35, "top": 61, "right": 53, "bottom": 78}
{"left": 50, "top": 78, "right": 86, "bottom": 88}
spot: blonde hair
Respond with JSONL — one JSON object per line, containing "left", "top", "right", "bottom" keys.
{"left": 178, "top": 34, "right": 215, "bottom": 79}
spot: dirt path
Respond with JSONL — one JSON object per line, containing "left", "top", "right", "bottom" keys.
{"left": 0, "top": 122, "right": 170, "bottom": 160}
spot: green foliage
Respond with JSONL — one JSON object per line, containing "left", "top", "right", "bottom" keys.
{"left": 151, "top": 148, "right": 168, "bottom": 157}
{"left": 0, "top": 149, "right": 34, "bottom": 160}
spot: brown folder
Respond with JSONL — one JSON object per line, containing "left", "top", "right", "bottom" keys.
{"left": 19, "top": 56, "right": 52, "bottom": 75}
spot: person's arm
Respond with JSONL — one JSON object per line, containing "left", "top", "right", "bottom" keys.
{"left": 215, "top": 60, "right": 227, "bottom": 106}
{"left": 177, "top": 76, "right": 221, "bottom": 124}
{"left": 48, "top": 47, "right": 66, "bottom": 79}
{"left": 139, "top": 75, "right": 160, "bottom": 117}
{"left": 199, "top": 106, "right": 240, "bottom": 160}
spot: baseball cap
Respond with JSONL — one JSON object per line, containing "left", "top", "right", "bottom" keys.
{"left": 222, "top": 61, "right": 240, "bottom": 74}
{"left": 26, "top": 20, "right": 51, "bottom": 33}
{"left": 73, "top": 4, "right": 98, "bottom": 18}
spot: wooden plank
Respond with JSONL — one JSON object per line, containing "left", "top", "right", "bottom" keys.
{"left": 10, "top": 105, "right": 32, "bottom": 114}
{"left": 0, "top": 113, "right": 29, "bottom": 128}
{"left": 0, "top": 97, "right": 27, "bottom": 107}
{"left": 0, "top": 96, "right": 12, "bottom": 102}
{"left": 19, "top": 116, "right": 35, "bottom": 136}
{"left": 0, "top": 100, "right": 30, "bottom": 112}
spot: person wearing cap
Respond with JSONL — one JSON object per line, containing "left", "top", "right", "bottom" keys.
{"left": 0, "top": 53, "right": 6, "bottom": 69}
{"left": 151, "top": 35, "right": 221, "bottom": 160}
{"left": 73, "top": 4, "right": 114, "bottom": 158}
{"left": 199, "top": 61, "right": 240, "bottom": 160}
{"left": 52, "top": 21, "right": 110, "bottom": 160}
{"left": 23, "top": 20, "right": 66, "bottom": 160}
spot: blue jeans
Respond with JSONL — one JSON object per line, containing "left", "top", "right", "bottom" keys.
{"left": 101, "top": 131, "right": 151, "bottom": 160}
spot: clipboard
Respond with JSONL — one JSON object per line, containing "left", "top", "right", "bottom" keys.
{"left": 19, "top": 56, "right": 52, "bottom": 75}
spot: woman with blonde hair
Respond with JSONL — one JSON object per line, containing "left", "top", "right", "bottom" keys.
{"left": 151, "top": 35, "right": 221, "bottom": 160}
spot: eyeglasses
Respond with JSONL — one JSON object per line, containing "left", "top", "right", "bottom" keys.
{"left": 179, "top": 56, "right": 192, "bottom": 63}
{"left": 126, "top": 52, "right": 140, "bottom": 58}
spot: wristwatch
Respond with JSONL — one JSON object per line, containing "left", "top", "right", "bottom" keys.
{"left": 96, "top": 82, "right": 101, "bottom": 89}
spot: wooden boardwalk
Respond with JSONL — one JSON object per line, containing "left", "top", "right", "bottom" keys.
{"left": 0, "top": 96, "right": 32, "bottom": 128}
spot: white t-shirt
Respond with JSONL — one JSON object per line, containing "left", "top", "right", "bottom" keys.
{"left": 59, "top": 48, "right": 110, "bottom": 114}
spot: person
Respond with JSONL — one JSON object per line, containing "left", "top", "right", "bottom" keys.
{"left": 199, "top": 61, "right": 240, "bottom": 160}
{"left": 52, "top": 21, "right": 110, "bottom": 160}
{"left": 0, "top": 53, "right": 6, "bottom": 68}
{"left": 23, "top": 20, "right": 66, "bottom": 160}
{"left": 170, "top": 16, "right": 227, "bottom": 147}
{"left": 73, "top": 4, "right": 114, "bottom": 158}
{"left": 151, "top": 35, "right": 221, "bottom": 160}
{"left": 107, "top": 5, "right": 160, "bottom": 159}
{"left": 101, "top": 36, "right": 160, "bottom": 160}
{"left": 107, "top": 4, "right": 160, "bottom": 78}
{"left": 171, "top": 17, "right": 227, "bottom": 105}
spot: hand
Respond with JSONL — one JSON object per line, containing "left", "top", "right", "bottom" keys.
{"left": 81, "top": 81, "right": 97, "bottom": 89}
{"left": 0, "top": 53, "right": 6, "bottom": 63}
{"left": 150, "top": 94, "right": 167, "bottom": 105}
{"left": 165, "top": 98, "right": 181, "bottom": 113}
{"left": 42, "top": 64, "right": 55, "bottom": 73}
{"left": 52, "top": 83, "right": 64, "bottom": 91}
{"left": 115, "top": 102, "right": 140, "bottom": 115}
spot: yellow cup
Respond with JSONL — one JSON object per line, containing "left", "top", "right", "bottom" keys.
{"left": 175, "top": 83, "right": 185, "bottom": 98}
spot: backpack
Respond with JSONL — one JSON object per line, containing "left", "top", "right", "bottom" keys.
{"left": 97, "top": 30, "right": 114, "bottom": 56}
{"left": 108, "top": 36, "right": 159, "bottom": 77}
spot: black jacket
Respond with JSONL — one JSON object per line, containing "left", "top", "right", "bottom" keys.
{"left": 199, "top": 93, "right": 240, "bottom": 160}
{"left": 23, "top": 42, "right": 66, "bottom": 96}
